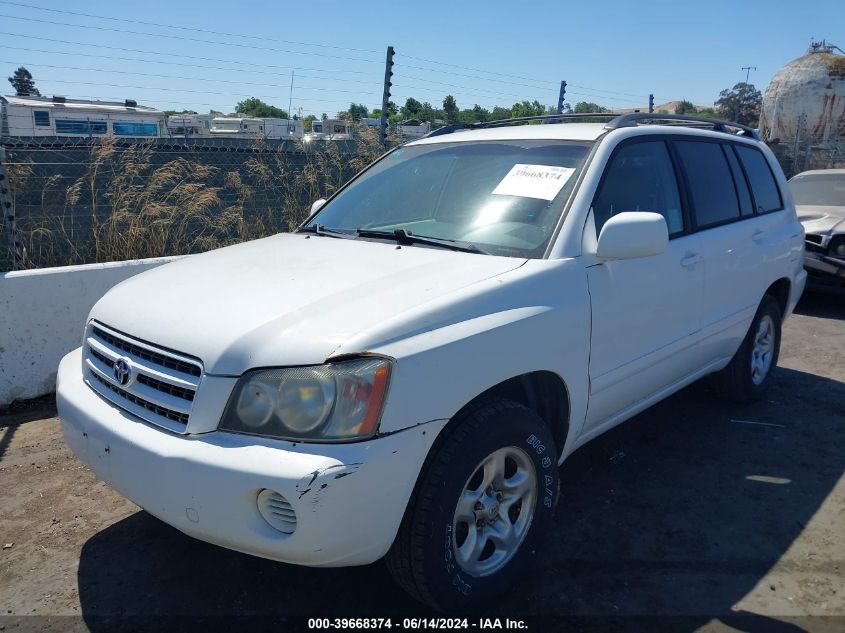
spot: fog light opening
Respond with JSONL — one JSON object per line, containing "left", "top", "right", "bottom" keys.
{"left": 256, "top": 489, "right": 297, "bottom": 534}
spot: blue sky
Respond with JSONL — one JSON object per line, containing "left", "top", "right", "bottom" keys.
{"left": 2, "top": 0, "right": 843, "bottom": 117}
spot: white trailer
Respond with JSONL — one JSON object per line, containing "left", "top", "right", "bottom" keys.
{"left": 304, "top": 118, "right": 354, "bottom": 142}
{"left": 1, "top": 95, "right": 165, "bottom": 138}
{"left": 210, "top": 117, "right": 304, "bottom": 140}
{"left": 166, "top": 113, "right": 215, "bottom": 138}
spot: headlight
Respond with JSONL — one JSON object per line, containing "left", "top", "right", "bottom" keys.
{"left": 219, "top": 357, "right": 391, "bottom": 442}
{"left": 834, "top": 243, "right": 845, "bottom": 258}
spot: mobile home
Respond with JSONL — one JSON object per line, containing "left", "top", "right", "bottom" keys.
{"left": 304, "top": 118, "right": 354, "bottom": 142}
{"left": 210, "top": 117, "right": 304, "bottom": 140}
{"left": 166, "top": 113, "right": 215, "bottom": 138}
{"left": 1, "top": 95, "right": 165, "bottom": 138}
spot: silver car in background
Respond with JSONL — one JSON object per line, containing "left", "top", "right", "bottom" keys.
{"left": 788, "top": 169, "right": 845, "bottom": 292}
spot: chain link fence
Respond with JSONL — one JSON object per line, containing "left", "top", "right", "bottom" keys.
{"left": 1, "top": 130, "right": 391, "bottom": 272}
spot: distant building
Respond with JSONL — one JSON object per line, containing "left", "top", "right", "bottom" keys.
{"left": 0, "top": 95, "right": 165, "bottom": 138}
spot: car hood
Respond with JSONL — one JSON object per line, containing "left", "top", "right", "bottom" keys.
{"left": 90, "top": 233, "right": 526, "bottom": 375}
{"left": 796, "top": 205, "right": 845, "bottom": 235}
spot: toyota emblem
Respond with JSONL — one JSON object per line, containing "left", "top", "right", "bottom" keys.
{"left": 113, "top": 358, "right": 132, "bottom": 386}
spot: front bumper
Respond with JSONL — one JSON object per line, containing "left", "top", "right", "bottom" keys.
{"left": 57, "top": 348, "right": 443, "bottom": 567}
{"left": 804, "top": 251, "right": 845, "bottom": 293}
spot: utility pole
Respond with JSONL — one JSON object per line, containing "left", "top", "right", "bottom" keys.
{"left": 380, "top": 46, "right": 395, "bottom": 147}
{"left": 741, "top": 66, "right": 757, "bottom": 84}
{"left": 556, "top": 81, "right": 567, "bottom": 114}
{"left": 648, "top": 94, "right": 654, "bottom": 113}
{"left": 287, "top": 70, "right": 295, "bottom": 134}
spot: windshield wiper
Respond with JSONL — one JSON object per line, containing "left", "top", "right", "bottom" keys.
{"left": 297, "top": 224, "right": 359, "bottom": 240}
{"left": 356, "top": 228, "right": 488, "bottom": 254}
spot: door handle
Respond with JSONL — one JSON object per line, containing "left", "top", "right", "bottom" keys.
{"left": 752, "top": 229, "right": 766, "bottom": 242}
{"left": 680, "top": 253, "right": 702, "bottom": 268}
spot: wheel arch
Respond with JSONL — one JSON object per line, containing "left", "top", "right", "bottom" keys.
{"left": 765, "top": 277, "right": 791, "bottom": 317}
{"left": 452, "top": 370, "right": 571, "bottom": 458}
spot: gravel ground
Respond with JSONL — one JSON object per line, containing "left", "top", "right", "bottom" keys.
{"left": 0, "top": 293, "right": 843, "bottom": 631}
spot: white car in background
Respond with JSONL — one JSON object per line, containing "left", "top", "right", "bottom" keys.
{"left": 57, "top": 113, "right": 805, "bottom": 611}
{"left": 788, "top": 169, "right": 845, "bottom": 292}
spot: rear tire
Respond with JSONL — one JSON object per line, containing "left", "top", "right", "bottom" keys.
{"left": 716, "top": 294, "right": 782, "bottom": 403}
{"left": 386, "top": 398, "right": 559, "bottom": 612}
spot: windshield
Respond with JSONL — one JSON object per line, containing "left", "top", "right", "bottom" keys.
{"left": 307, "top": 139, "right": 592, "bottom": 257}
{"left": 789, "top": 173, "right": 845, "bottom": 207}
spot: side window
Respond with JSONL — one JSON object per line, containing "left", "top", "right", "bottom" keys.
{"left": 735, "top": 145, "right": 783, "bottom": 213}
{"left": 33, "top": 111, "right": 50, "bottom": 127}
{"left": 674, "top": 140, "right": 740, "bottom": 228}
{"left": 723, "top": 144, "right": 754, "bottom": 216}
{"left": 593, "top": 141, "right": 684, "bottom": 236}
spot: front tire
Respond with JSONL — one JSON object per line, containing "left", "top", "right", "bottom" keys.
{"left": 716, "top": 294, "right": 782, "bottom": 403}
{"left": 386, "top": 398, "right": 559, "bottom": 611}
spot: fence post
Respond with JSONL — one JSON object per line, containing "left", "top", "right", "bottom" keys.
{"left": 0, "top": 145, "right": 25, "bottom": 270}
{"left": 379, "top": 46, "right": 395, "bottom": 147}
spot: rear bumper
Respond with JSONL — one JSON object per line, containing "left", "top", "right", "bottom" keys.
{"left": 57, "top": 348, "right": 443, "bottom": 567}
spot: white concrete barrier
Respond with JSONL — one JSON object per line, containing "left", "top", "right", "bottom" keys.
{"left": 1, "top": 257, "right": 181, "bottom": 407}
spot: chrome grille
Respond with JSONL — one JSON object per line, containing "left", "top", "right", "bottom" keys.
{"left": 83, "top": 321, "right": 203, "bottom": 433}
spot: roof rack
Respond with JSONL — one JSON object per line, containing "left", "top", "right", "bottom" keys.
{"left": 424, "top": 112, "right": 759, "bottom": 141}
{"left": 605, "top": 112, "right": 759, "bottom": 139}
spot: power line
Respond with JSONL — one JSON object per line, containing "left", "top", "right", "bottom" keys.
{"left": 0, "top": 0, "right": 383, "bottom": 54}
{"left": 25, "top": 93, "right": 380, "bottom": 112}
{"left": 4, "top": 45, "right": 378, "bottom": 80}
{"left": 2, "top": 61, "right": 380, "bottom": 95}
{"left": 4, "top": 53, "right": 383, "bottom": 88}
{"left": 0, "top": 13, "right": 384, "bottom": 64}
{"left": 0, "top": 34, "right": 379, "bottom": 76}
{"left": 2, "top": 0, "right": 656, "bottom": 100}
{"left": 34, "top": 78, "right": 376, "bottom": 104}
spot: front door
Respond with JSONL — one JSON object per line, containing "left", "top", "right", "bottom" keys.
{"left": 584, "top": 138, "right": 704, "bottom": 430}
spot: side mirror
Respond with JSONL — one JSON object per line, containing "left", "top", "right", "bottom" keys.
{"left": 310, "top": 198, "right": 327, "bottom": 215}
{"left": 596, "top": 211, "right": 668, "bottom": 260}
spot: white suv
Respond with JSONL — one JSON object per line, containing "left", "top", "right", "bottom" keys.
{"left": 57, "top": 114, "right": 806, "bottom": 611}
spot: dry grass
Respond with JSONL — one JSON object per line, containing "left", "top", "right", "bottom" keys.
{"left": 3, "top": 127, "right": 391, "bottom": 270}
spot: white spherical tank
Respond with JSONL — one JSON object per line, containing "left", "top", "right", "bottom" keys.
{"left": 760, "top": 42, "right": 845, "bottom": 144}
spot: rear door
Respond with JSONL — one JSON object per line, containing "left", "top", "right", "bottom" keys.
{"left": 673, "top": 139, "right": 785, "bottom": 362}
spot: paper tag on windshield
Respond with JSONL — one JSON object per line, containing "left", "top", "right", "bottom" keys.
{"left": 491, "top": 164, "right": 576, "bottom": 201}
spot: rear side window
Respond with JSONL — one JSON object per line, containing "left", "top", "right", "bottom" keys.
{"left": 674, "top": 141, "right": 740, "bottom": 228}
{"left": 723, "top": 144, "right": 754, "bottom": 216}
{"left": 593, "top": 141, "right": 684, "bottom": 236}
{"left": 735, "top": 145, "right": 783, "bottom": 213}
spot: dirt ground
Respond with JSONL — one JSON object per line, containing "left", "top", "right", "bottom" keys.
{"left": 1, "top": 293, "right": 843, "bottom": 631}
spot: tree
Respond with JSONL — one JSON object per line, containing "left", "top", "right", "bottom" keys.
{"left": 491, "top": 106, "right": 512, "bottom": 120}
{"left": 347, "top": 103, "right": 369, "bottom": 120}
{"left": 573, "top": 101, "right": 608, "bottom": 114}
{"left": 8, "top": 66, "right": 39, "bottom": 96}
{"left": 674, "top": 100, "right": 696, "bottom": 115}
{"left": 235, "top": 97, "right": 288, "bottom": 119}
{"left": 456, "top": 104, "right": 489, "bottom": 124}
{"left": 443, "top": 95, "right": 458, "bottom": 123}
{"left": 511, "top": 100, "right": 546, "bottom": 118}
{"left": 715, "top": 82, "right": 761, "bottom": 126}
{"left": 303, "top": 114, "right": 317, "bottom": 132}
{"left": 400, "top": 97, "right": 423, "bottom": 120}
